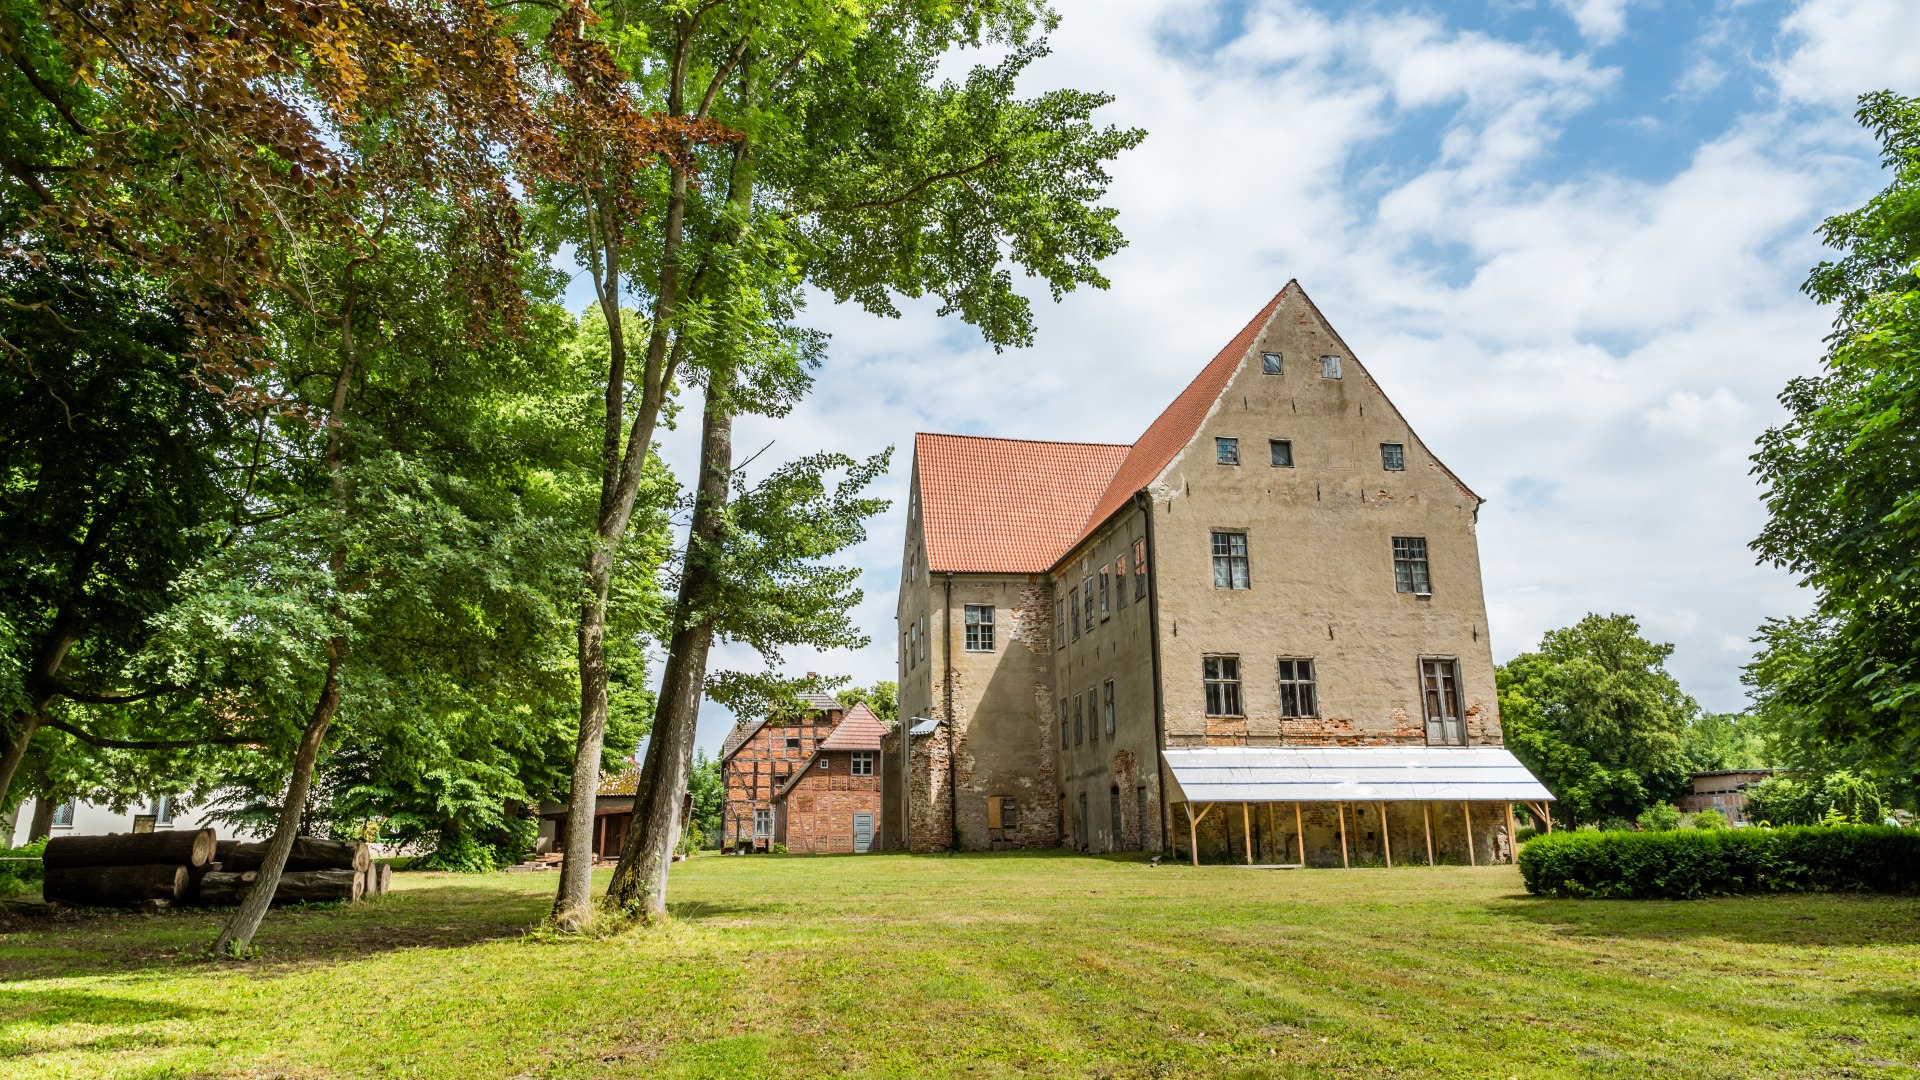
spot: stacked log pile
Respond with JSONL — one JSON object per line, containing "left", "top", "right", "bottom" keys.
{"left": 40, "top": 830, "right": 389, "bottom": 907}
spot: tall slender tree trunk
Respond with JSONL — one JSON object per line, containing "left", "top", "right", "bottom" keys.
{"left": 25, "top": 795, "right": 55, "bottom": 843}
{"left": 605, "top": 363, "right": 732, "bottom": 918}
{"left": 553, "top": 159, "right": 690, "bottom": 930}
{"left": 0, "top": 612, "right": 84, "bottom": 811}
{"left": 213, "top": 657, "right": 341, "bottom": 955}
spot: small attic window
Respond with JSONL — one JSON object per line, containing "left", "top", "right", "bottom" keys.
{"left": 1320, "top": 355, "right": 1343, "bottom": 379}
{"left": 1381, "top": 443, "right": 1405, "bottom": 471}
{"left": 1215, "top": 437, "right": 1240, "bottom": 465}
{"left": 1261, "top": 352, "right": 1282, "bottom": 375}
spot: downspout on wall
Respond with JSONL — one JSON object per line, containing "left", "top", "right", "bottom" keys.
{"left": 943, "top": 572, "right": 957, "bottom": 851}
{"left": 1140, "top": 492, "right": 1171, "bottom": 854}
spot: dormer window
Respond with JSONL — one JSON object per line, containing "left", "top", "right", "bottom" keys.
{"left": 1215, "top": 437, "right": 1240, "bottom": 465}
{"left": 1261, "top": 352, "right": 1283, "bottom": 375}
{"left": 1320, "top": 355, "right": 1342, "bottom": 379}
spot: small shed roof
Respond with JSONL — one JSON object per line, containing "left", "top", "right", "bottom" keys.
{"left": 908, "top": 716, "right": 945, "bottom": 737}
{"left": 1162, "top": 746, "right": 1553, "bottom": 804}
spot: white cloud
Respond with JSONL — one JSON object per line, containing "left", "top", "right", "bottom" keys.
{"left": 1553, "top": 0, "right": 1632, "bottom": 45}
{"left": 1773, "top": 0, "right": 1920, "bottom": 107}
{"left": 664, "top": 0, "right": 1897, "bottom": 754}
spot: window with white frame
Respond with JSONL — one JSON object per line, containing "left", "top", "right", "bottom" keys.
{"left": 1381, "top": 442, "right": 1405, "bottom": 471}
{"left": 1393, "top": 536, "right": 1431, "bottom": 595}
{"left": 1133, "top": 538, "right": 1148, "bottom": 600}
{"left": 1103, "top": 680, "right": 1115, "bottom": 736}
{"left": 1276, "top": 658, "right": 1318, "bottom": 719}
{"left": 1261, "top": 351, "right": 1283, "bottom": 375}
{"left": 753, "top": 808, "right": 772, "bottom": 838}
{"left": 151, "top": 795, "right": 174, "bottom": 826}
{"left": 1216, "top": 437, "right": 1240, "bottom": 465}
{"left": 1270, "top": 439, "right": 1293, "bottom": 468}
{"left": 851, "top": 751, "right": 875, "bottom": 776}
{"left": 1204, "top": 656, "right": 1242, "bottom": 717}
{"left": 1211, "top": 531, "right": 1250, "bottom": 590}
{"left": 1320, "top": 354, "right": 1342, "bottom": 379}
{"left": 964, "top": 604, "right": 995, "bottom": 651}
{"left": 51, "top": 800, "right": 76, "bottom": 828}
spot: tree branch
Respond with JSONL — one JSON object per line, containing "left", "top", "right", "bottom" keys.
{"left": 42, "top": 716, "right": 250, "bottom": 750}
{"left": 49, "top": 679, "right": 177, "bottom": 705}
{"left": 822, "top": 156, "right": 1000, "bottom": 215}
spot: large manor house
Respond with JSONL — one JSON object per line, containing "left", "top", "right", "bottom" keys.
{"left": 882, "top": 281, "right": 1550, "bottom": 864}
{"left": 716, "top": 281, "right": 1550, "bottom": 864}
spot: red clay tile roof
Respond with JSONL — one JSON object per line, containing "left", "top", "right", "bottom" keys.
{"left": 1070, "top": 283, "right": 1294, "bottom": 550}
{"left": 819, "top": 703, "right": 887, "bottom": 751}
{"left": 915, "top": 433, "right": 1129, "bottom": 574}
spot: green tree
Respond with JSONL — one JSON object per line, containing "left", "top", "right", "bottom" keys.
{"left": 542, "top": 0, "right": 1141, "bottom": 925}
{"left": 1497, "top": 614, "right": 1697, "bottom": 826}
{"left": 685, "top": 749, "right": 722, "bottom": 848}
{"left": 1750, "top": 91, "right": 1920, "bottom": 802}
{"left": 837, "top": 681, "right": 899, "bottom": 725}
{"left": 1678, "top": 712, "right": 1769, "bottom": 773}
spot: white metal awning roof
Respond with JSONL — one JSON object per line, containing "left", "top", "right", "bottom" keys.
{"left": 1162, "top": 746, "right": 1554, "bottom": 804}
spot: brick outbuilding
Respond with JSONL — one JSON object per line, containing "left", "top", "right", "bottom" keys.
{"left": 773, "top": 703, "right": 886, "bottom": 853}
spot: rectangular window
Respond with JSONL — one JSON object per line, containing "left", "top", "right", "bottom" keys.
{"left": 51, "top": 800, "right": 76, "bottom": 828}
{"left": 1061, "top": 701, "right": 1070, "bottom": 749}
{"left": 1421, "top": 659, "right": 1466, "bottom": 746}
{"left": 919, "top": 616, "right": 929, "bottom": 660}
{"left": 1098, "top": 567, "right": 1110, "bottom": 619}
{"left": 1393, "top": 536, "right": 1432, "bottom": 595}
{"left": 964, "top": 604, "right": 995, "bottom": 651}
{"left": 1134, "top": 538, "right": 1148, "bottom": 600}
{"left": 1055, "top": 599, "right": 1066, "bottom": 649}
{"left": 1116, "top": 555, "right": 1129, "bottom": 610}
{"left": 753, "top": 808, "right": 772, "bottom": 838}
{"left": 851, "top": 751, "right": 875, "bottom": 776}
{"left": 1083, "top": 576, "right": 1094, "bottom": 631}
{"left": 1071, "top": 588, "right": 1081, "bottom": 639}
{"left": 1276, "top": 658, "right": 1318, "bottom": 719}
{"left": 785, "top": 735, "right": 801, "bottom": 750}
{"left": 1270, "top": 439, "right": 1293, "bottom": 467}
{"left": 907, "top": 625, "right": 917, "bottom": 669}
{"left": 1211, "top": 531, "right": 1250, "bottom": 590}
{"left": 1261, "top": 351, "right": 1283, "bottom": 375}
{"left": 1204, "top": 656, "right": 1242, "bottom": 717}
{"left": 1381, "top": 442, "right": 1405, "bottom": 471}
{"left": 1320, "top": 354, "right": 1342, "bottom": 379}
{"left": 151, "top": 796, "right": 174, "bottom": 826}
{"left": 1075, "top": 695, "right": 1084, "bottom": 745}
{"left": 1216, "top": 437, "right": 1240, "bottom": 465}
{"left": 1103, "top": 680, "right": 1116, "bottom": 736}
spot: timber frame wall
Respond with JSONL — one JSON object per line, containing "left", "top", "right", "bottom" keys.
{"left": 722, "top": 708, "right": 842, "bottom": 849}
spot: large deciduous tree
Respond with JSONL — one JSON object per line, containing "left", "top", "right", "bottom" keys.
{"left": 554, "top": 0, "right": 1142, "bottom": 924}
{"left": 1497, "top": 614, "right": 1697, "bottom": 825}
{"left": 1750, "top": 91, "right": 1920, "bottom": 802}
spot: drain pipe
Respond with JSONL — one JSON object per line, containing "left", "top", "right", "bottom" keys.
{"left": 944, "top": 572, "right": 958, "bottom": 852}
{"left": 1140, "top": 493, "right": 1171, "bottom": 855}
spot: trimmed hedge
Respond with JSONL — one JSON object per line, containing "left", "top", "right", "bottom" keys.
{"left": 1518, "top": 825, "right": 1920, "bottom": 899}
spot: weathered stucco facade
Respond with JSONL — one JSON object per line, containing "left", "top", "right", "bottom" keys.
{"left": 895, "top": 282, "right": 1537, "bottom": 860}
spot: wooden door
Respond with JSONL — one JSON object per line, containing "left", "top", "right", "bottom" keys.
{"left": 853, "top": 813, "right": 874, "bottom": 853}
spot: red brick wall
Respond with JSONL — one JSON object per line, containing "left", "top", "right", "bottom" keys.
{"left": 779, "top": 751, "right": 882, "bottom": 853}
{"left": 722, "top": 710, "right": 840, "bottom": 848}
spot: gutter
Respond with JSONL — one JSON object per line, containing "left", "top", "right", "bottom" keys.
{"left": 944, "top": 572, "right": 957, "bottom": 852}
{"left": 1140, "top": 491, "right": 1171, "bottom": 854}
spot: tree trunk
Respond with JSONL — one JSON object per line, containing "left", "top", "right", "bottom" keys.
{"left": 212, "top": 657, "right": 340, "bottom": 955}
{"left": 553, "top": 163, "right": 689, "bottom": 931}
{"left": 26, "top": 795, "right": 56, "bottom": 844}
{"left": 43, "top": 827, "right": 215, "bottom": 868}
{"left": 605, "top": 363, "right": 733, "bottom": 918}
{"left": 43, "top": 864, "right": 186, "bottom": 906}
{"left": 220, "top": 836, "right": 368, "bottom": 873}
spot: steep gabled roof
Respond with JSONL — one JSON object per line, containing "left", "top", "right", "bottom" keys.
{"left": 1069, "top": 283, "right": 1294, "bottom": 551}
{"left": 819, "top": 703, "right": 886, "bottom": 751}
{"left": 915, "top": 433, "right": 1129, "bottom": 574}
{"left": 719, "top": 691, "right": 845, "bottom": 762}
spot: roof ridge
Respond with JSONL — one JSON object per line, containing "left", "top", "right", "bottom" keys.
{"left": 917, "top": 431, "right": 1133, "bottom": 450}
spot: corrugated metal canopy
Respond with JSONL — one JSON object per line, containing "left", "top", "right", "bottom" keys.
{"left": 1163, "top": 746, "right": 1553, "bottom": 804}
{"left": 908, "top": 717, "right": 945, "bottom": 737}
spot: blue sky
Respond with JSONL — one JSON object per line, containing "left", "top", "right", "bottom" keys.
{"left": 565, "top": 0, "right": 1920, "bottom": 756}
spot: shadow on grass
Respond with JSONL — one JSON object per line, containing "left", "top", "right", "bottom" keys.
{"left": 1846, "top": 989, "right": 1920, "bottom": 1018}
{"left": 0, "top": 882, "right": 547, "bottom": 984}
{"left": 667, "top": 899, "right": 786, "bottom": 921}
{"left": 1496, "top": 893, "right": 1920, "bottom": 947}
{"left": 0, "top": 987, "right": 217, "bottom": 1061}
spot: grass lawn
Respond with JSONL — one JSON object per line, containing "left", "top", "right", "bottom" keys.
{"left": 2, "top": 851, "right": 1916, "bottom": 1078}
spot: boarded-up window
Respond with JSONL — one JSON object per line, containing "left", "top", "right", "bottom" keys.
{"left": 987, "top": 796, "right": 1003, "bottom": 830}
{"left": 1320, "top": 354, "right": 1342, "bottom": 379}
